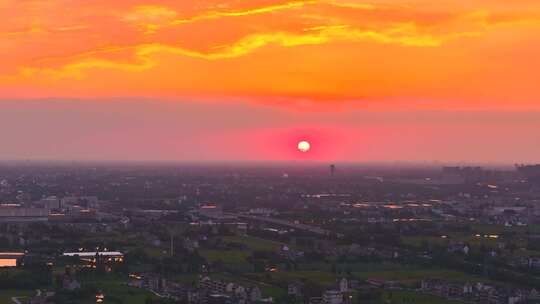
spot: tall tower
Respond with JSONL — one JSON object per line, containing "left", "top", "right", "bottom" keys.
{"left": 330, "top": 164, "right": 336, "bottom": 176}
{"left": 170, "top": 233, "right": 174, "bottom": 257}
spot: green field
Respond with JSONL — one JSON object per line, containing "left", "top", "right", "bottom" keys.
{"left": 353, "top": 269, "right": 483, "bottom": 284}
{"left": 381, "top": 290, "right": 463, "bottom": 304}
{"left": 403, "top": 223, "right": 538, "bottom": 249}
{"left": 249, "top": 270, "right": 338, "bottom": 286}
{"left": 78, "top": 278, "right": 158, "bottom": 304}
{"left": 142, "top": 247, "right": 169, "bottom": 258}
{"left": 401, "top": 235, "right": 501, "bottom": 248}
{"left": 221, "top": 235, "right": 287, "bottom": 251}
{"left": 200, "top": 235, "right": 286, "bottom": 265}
{"left": 200, "top": 249, "right": 250, "bottom": 264}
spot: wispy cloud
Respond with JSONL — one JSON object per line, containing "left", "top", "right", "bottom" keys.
{"left": 1, "top": 0, "right": 540, "bottom": 109}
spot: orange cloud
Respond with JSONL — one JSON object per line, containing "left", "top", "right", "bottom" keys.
{"left": 1, "top": 0, "right": 540, "bottom": 111}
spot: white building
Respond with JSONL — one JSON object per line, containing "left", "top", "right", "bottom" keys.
{"left": 339, "top": 278, "right": 348, "bottom": 292}
{"left": 322, "top": 290, "right": 343, "bottom": 304}
{"left": 41, "top": 196, "right": 61, "bottom": 210}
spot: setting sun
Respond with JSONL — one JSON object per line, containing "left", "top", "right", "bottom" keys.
{"left": 297, "top": 140, "right": 311, "bottom": 153}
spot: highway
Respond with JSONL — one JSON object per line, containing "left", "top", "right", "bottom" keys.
{"left": 234, "top": 214, "right": 335, "bottom": 237}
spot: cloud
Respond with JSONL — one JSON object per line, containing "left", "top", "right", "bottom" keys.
{"left": 20, "top": 21, "right": 483, "bottom": 79}
{"left": 170, "top": 1, "right": 316, "bottom": 24}
{"left": 1, "top": 0, "right": 540, "bottom": 110}
{"left": 123, "top": 5, "right": 179, "bottom": 33}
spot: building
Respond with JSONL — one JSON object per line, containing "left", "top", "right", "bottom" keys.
{"left": 199, "top": 204, "right": 225, "bottom": 219}
{"left": 40, "top": 196, "right": 61, "bottom": 210}
{"left": 288, "top": 282, "right": 304, "bottom": 297}
{"left": 516, "top": 164, "right": 540, "bottom": 183}
{"left": 0, "top": 207, "right": 49, "bottom": 222}
{"left": 248, "top": 208, "right": 278, "bottom": 217}
{"left": 62, "top": 251, "right": 124, "bottom": 266}
{"left": 199, "top": 276, "right": 228, "bottom": 294}
{"left": 198, "top": 276, "right": 264, "bottom": 303}
{"left": 208, "top": 294, "right": 232, "bottom": 304}
{"left": 322, "top": 290, "right": 343, "bottom": 304}
{"left": 0, "top": 207, "right": 49, "bottom": 217}
{"left": 0, "top": 252, "right": 25, "bottom": 267}
{"left": 338, "top": 278, "right": 348, "bottom": 293}
{"left": 249, "top": 286, "right": 262, "bottom": 302}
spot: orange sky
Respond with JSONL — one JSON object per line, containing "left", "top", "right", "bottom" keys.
{"left": 1, "top": 1, "right": 540, "bottom": 162}
{"left": 2, "top": 0, "right": 540, "bottom": 110}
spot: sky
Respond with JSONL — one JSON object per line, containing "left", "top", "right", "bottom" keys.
{"left": 1, "top": 0, "right": 540, "bottom": 162}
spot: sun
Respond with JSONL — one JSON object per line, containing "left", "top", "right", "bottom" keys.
{"left": 297, "top": 140, "right": 311, "bottom": 152}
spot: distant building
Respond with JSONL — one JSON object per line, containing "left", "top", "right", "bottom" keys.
{"left": 0, "top": 207, "right": 49, "bottom": 222}
{"left": 516, "top": 164, "right": 540, "bottom": 183}
{"left": 199, "top": 204, "right": 224, "bottom": 219}
{"left": 62, "top": 251, "right": 124, "bottom": 266}
{"left": 322, "top": 290, "right": 343, "bottom": 304}
{"left": 198, "top": 276, "right": 264, "bottom": 303}
{"left": 248, "top": 208, "right": 278, "bottom": 217}
{"left": 441, "top": 166, "right": 488, "bottom": 183}
{"left": 40, "top": 196, "right": 61, "bottom": 210}
{"left": 0, "top": 252, "right": 25, "bottom": 267}
{"left": 288, "top": 282, "right": 304, "bottom": 297}
{"left": 249, "top": 286, "right": 262, "bottom": 302}
{"left": 207, "top": 294, "right": 231, "bottom": 304}
{"left": 199, "top": 276, "right": 228, "bottom": 294}
{"left": 0, "top": 207, "right": 48, "bottom": 217}
{"left": 338, "top": 278, "right": 348, "bottom": 293}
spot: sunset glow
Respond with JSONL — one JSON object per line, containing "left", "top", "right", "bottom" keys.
{"left": 1, "top": 0, "right": 540, "bottom": 111}
{"left": 1, "top": 0, "right": 540, "bottom": 161}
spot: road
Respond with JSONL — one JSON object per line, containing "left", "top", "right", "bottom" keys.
{"left": 235, "top": 214, "right": 336, "bottom": 236}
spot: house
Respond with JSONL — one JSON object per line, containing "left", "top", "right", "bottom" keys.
{"left": 322, "top": 290, "right": 343, "bottom": 304}
{"left": 249, "top": 286, "right": 262, "bottom": 302}
{"left": 197, "top": 275, "right": 264, "bottom": 303}
{"left": 528, "top": 257, "right": 540, "bottom": 269}
{"left": 309, "top": 297, "right": 323, "bottom": 304}
{"left": 234, "top": 285, "right": 247, "bottom": 300}
{"left": 199, "top": 276, "right": 228, "bottom": 294}
{"left": 338, "top": 278, "right": 348, "bottom": 292}
{"left": 288, "top": 282, "right": 304, "bottom": 297}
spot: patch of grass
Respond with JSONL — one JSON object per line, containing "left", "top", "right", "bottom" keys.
{"left": 200, "top": 249, "right": 250, "bottom": 264}
{"left": 353, "top": 269, "right": 482, "bottom": 284}
{"left": 0, "top": 289, "right": 34, "bottom": 304}
{"left": 222, "top": 235, "right": 286, "bottom": 251}
{"left": 201, "top": 235, "right": 293, "bottom": 268}
{"left": 142, "top": 247, "right": 169, "bottom": 258}
{"left": 470, "top": 224, "right": 527, "bottom": 235}
{"left": 402, "top": 234, "right": 502, "bottom": 249}
{"left": 382, "top": 290, "right": 464, "bottom": 304}
{"left": 259, "top": 271, "right": 338, "bottom": 286}
{"left": 80, "top": 277, "right": 158, "bottom": 304}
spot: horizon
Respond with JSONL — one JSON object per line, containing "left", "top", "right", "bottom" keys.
{"left": 0, "top": 158, "right": 526, "bottom": 170}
